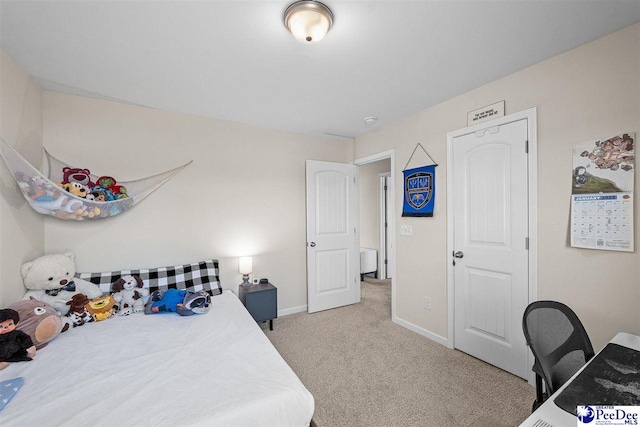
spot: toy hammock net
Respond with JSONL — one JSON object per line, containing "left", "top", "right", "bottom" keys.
{"left": 0, "top": 139, "right": 191, "bottom": 220}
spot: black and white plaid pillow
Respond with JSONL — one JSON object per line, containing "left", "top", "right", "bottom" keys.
{"left": 76, "top": 259, "right": 222, "bottom": 296}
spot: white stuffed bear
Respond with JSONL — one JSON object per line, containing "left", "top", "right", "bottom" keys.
{"left": 111, "top": 275, "right": 148, "bottom": 316}
{"left": 21, "top": 252, "right": 103, "bottom": 316}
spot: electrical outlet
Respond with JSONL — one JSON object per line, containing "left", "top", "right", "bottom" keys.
{"left": 424, "top": 297, "right": 432, "bottom": 310}
{"left": 400, "top": 225, "right": 413, "bottom": 236}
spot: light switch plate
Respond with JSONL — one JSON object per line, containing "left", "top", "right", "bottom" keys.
{"left": 400, "top": 225, "right": 413, "bottom": 236}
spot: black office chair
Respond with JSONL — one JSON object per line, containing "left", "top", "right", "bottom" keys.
{"left": 522, "top": 300, "right": 595, "bottom": 412}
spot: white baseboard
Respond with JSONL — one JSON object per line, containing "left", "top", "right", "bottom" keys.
{"left": 278, "top": 305, "right": 307, "bottom": 317}
{"left": 393, "top": 316, "right": 449, "bottom": 347}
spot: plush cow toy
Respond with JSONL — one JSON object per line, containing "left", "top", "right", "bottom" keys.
{"left": 65, "top": 293, "right": 93, "bottom": 327}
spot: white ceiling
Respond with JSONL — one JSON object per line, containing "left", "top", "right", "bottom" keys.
{"left": 1, "top": 1, "right": 639, "bottom": 139}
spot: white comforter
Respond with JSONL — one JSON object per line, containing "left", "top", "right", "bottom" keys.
{"left": 0, "top": 291, "right": 314, "bottom": 426}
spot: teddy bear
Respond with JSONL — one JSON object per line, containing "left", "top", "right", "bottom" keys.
{"left": 62, "top": 167, "right": 95, "bottom": 188}
{"left": 0, "top": 308, "right": 36, "bottom": 370}
{"left": 111, "top": 275, "right": 148, "bottom": 316}
{"left": 21, "top": 252, "right": 103, "bottom": 316}
{"left": 10, "top": 298, "right": 64, "bottom": 349}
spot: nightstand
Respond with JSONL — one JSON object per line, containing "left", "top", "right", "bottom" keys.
{"left": 238, "top": 282, "right": 278, "bottom": 330}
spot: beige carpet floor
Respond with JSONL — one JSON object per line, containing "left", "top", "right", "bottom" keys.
{"left": 263, "top": 279, "right": 535, "bottom": 427}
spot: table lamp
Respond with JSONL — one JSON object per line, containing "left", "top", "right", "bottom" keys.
{"left": 239, "top": 256, "right": 253, "bottom": 287}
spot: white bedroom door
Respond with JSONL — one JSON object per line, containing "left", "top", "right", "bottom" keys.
{"left": 306, "top": 160, "right": 359, "bottom": 313}
{"left": 451, "top": 117, "right": 530, "bottom": 379}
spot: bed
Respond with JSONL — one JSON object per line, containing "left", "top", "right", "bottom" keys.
{"left": 0, "top": 260, "right": 314, "bottom": 426}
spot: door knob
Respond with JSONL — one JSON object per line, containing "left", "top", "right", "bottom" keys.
{"left": 309, "top": 242, "right": 316, "bottom": 247}
{"left": 453, "top": 251, "right": 464, "bottom": 259}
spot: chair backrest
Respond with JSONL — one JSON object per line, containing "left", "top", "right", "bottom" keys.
{"left": 522, "top": 300, "right": 595, "bottom": 396}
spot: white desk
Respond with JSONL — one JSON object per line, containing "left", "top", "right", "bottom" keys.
{"left": 520, "top": 332, "right": 640, "bottom": 427}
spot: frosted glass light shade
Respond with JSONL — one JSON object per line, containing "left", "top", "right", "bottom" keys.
{"left": 284, "top": 1, "right": 333, "bottom": 44}
{"left": 238, "top": 257, "right": 253, "bottom": 275}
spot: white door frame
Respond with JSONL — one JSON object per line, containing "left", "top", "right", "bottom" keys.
{"left": 378, "top": 172, "right": 391, "bottom": 280}
{"left": 354, "top": 149, "right": 396, "bottom": 320}
{"left": 446, "top": 107, "right": 538, "bottom": 381}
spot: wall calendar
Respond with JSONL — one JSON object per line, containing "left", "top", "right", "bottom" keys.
{"left": 571, "top": 133, "right": 635, "bottom": 252}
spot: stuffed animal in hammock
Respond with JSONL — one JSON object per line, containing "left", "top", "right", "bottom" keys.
{"left": 0, "top": 309, "right": 36, "bottom": 370}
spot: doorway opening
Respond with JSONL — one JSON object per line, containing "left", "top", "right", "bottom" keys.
{"left": 379, "top": 172, "right": 392, "bottom": 280}
{"left": 354, "top": 150, "right": 396, "bottom": 320}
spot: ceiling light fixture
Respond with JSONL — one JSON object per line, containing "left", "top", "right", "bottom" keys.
{"left": 284, "top": 0, "right": 333, "bottom": 44}
{"left": 364, "top": 117, "right": 378, "bottom": 126}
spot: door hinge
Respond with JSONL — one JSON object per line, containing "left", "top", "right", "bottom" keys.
{"left": 384, "top": 259, "right": 388, "bottom": 265}
{"left": 384, "top": 185, "right": 388, "bottom": 190}
{"left": 354, "top": 227, "right": 357, "bottom": 234}
{"left": 525, "top": 237, "right": 529, "bottom": 250}
{"left": 525, "top": 140, "right": 529, "bottom": 153}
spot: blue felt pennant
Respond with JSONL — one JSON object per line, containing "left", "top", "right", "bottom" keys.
{"left": 402, "top": 165, "right": 436, "bottom": 217}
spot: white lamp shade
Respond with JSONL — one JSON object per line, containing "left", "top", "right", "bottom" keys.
{"left": 288, "top": 10, "right": 330, "bottom": 43}
{"left": 238, "top": 257, "right": 253, "bottom": 275}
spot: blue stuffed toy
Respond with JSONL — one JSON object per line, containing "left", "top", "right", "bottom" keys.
{"left": 145, "top": 289, "right": 186, "bottom": 314}
{"left": 144, "top": 289, "right": 211, "bottom": 316}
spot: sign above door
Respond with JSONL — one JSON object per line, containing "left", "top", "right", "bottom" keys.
{"left": 467, "top": 101, "right": 505, "bottom": 126}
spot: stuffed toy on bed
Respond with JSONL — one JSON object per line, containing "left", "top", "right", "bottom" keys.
{"left": 144, "top": 289, "right": 211, "bottom": 316}
{"left": 177, "top": 291, "right": 211, "bottom": 316}
{"left": 111, "top": 275, "right": 149, "bottom": 316}
{"left": 85, "top": 295, "right": 117, "bottom": 322}
{"left": 65, "top": 293, "right": 93, "bottom": 327}
{"left": 10, "top": 298, "right": 64, "bottom": 349}
{"left": 21, "top": 252, "right": 103, "bottom": 316}
{"left": 0, "top": 309, "right": 36, "bottom": 370}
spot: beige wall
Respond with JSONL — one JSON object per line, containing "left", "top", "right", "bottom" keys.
{"left": 0, "top": 50, "right": 45, "bottom": 307}
{"left": 42, "top": 91, "right": 351, "bottom": 311}
{"left": 2, "top": 24, "right": 638, "bottom": 350}
{"left": 359, "top": 159, "right": 390, "bottom": 270}
{"left": 354, "top": 24, "right": 640, "bottom": 351}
